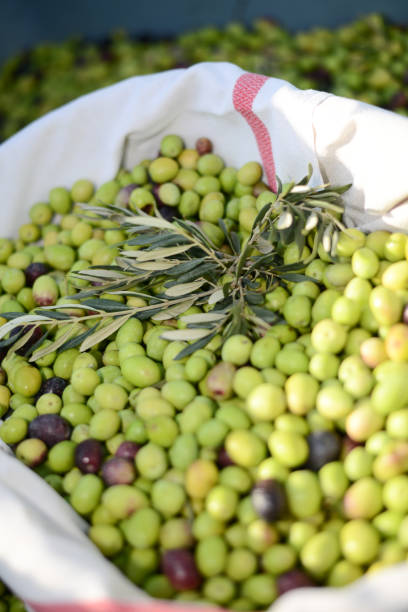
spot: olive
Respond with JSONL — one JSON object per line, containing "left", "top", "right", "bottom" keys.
{"left": 305, "top": 430, "right": 342, "bottom": 470}
{"left": 28, "top": 414, "right": 71, "bottom": 447}
{"left": 161, "top": 549, "right": 202, "bottom": 590}
{"left": 74, "top": 438, "right": 104, "bottom": 474}
{"left": 250, "top": 479, "right": 287, "bottom": 522}
{"left": 36, "top": 376, "right": 68, "bottom": 399}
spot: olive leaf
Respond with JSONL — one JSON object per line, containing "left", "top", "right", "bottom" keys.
{"left": 179, "top": 312, "right": 226, "bottom": 324}
{"left": 123, "top": 244, "right": 193, "bottom": 261}
{"left": 151, "top": 298, "right": 196, "bottom": 321}
{"left": 132, "top": 260, "right": 179, "bottom": 271}
{"left": 79, "top": 315, "right": 131, "bottom": 352}
{"left": 208, "top": 289, "right": 225, "bottom": 305}
{"left": 124, "top": 216, "right": 174, "bottom": 230}
{"left": 160, "top": 328, "right": 214, "bottom": 341}
{"left": 164, "top": 280, "right": 208, "bottom": 297}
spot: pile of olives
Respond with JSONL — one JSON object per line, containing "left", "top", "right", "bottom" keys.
{"left": 1, "top": 134, "right": 408, "bottom": 611}
{"left": 1, "top": 13, "right": 408, "bottom": 142}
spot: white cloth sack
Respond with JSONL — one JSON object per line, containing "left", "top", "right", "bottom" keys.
{"left": 1, "top": 61, "right": 408, "bottom": 611}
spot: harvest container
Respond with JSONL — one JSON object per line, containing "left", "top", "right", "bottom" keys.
{"left": 1, "top": 62, "right": 408, "bottom": 611}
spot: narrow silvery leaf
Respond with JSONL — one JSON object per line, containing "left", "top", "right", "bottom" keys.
{"left": 276, "top": 210, "right": 293, "bottom": 230}
{"left": 73, "top": 269, "right": 128, "bottom": 280}
{"left": 304, "top": 212, "right": 319, "bottom": 232}
{"left": 230, "top": 232, "right": 241, "bottom": 254}
{"left": 256, "top": 237, "right": 273, "bottom": 254}
{"left": 82, "top": 299, "right": 131, "bottom": 312}
{"left": 38, "top": 303, "right": 91, "bottom": 312}
{"left": 119, "top": 249, "right": 164, "bottom": 258}
{"left": 304, "top": 198, "right": 344, "bottom": 214}
{"left": 173, "top": 330, "right": 218, "bottom": 360}
{"left": 79, "top": 204, "right": 114, "bottom": 216}
{"left": 291, "top": 185, "right": 310, "bottom": 193}
{"left": 331, "top": 183, "right": 352, "bottom": 195}
{"left": 165, "top": 258, "right": 207, "bottom": 277}
{"left": 218, "top": 219, "right": 235, "bottom": 252}
{"left": 186, "top": 321, "right": 220, "bottom": 329}
{"left": 125, "top": 216, "right": 174, "bottom": 229}
{"left": 34, "top": 310, "right": 71, "bottom": 320}
{"left": 208, "top": 289, "right": 224, "bottom": 305}
{"left": 180, "top": 312, "right": 226, "bottom": 324}
{"left": 160, "top": 328, "right": 213, "bottom": 341}
{"left": 0, "top": 327, "right": 25, "bottom": 349}
{"left": 280, "top": 181, "right": 295, "bottom": 197}
{"left": 171, "top": 262, "right": 217, "bottom": 286}
{"left": 246, "top": 292, "right": 264, "bottom": 305}
{"left": 152, "top": 298, "right": 195, "bottom": 321}
{"left": 135, "top": 261, "right": 177, "bottom": 271}
{"left": 80, "top": 314, "right": 131, "bottom": 352}
{"left": 322, "top": 225, "right": 333, "bottom": 252}
{"left": 330, "top": 230, "right": 339, "bottom": 257}
{"left": 251, "top": 306, "right": 281, "bottom": 323}
{"left": 127, "top": 244, "right": 193, "bottom": 261}
{"left": 164, "top": 279, "right": 207, "bottom": 297}
{"left": 115, "top": 257, "right": 142, "bottom": 270}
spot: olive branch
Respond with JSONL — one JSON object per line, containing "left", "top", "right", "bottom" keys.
{"left": 0, "top": 166, "right": 350, "bottom": 362}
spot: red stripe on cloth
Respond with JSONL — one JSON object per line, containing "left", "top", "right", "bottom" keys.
{"left": 232, "top": 73, "right": 277, "bottom": 192}
{"left": 27, "top": 601, "right": 224, "bottom": 612}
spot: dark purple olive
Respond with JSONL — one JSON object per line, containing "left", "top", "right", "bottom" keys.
{"left": 251, "top": 479, "right": 286, "bottom": 522}
{"left": 151, "top": 183, "right": 180, "bottom": 221}
{"left": 36, "top": 377, "right": 68, "bottom": 399}
{"left": 161, "top": 549, "right": 202, "bottom": 590}
{"left": 28, "top": 414, "right": 71, "bottom": 447}
{"left": 74, "top": 439, "right": 104, "bottom": 474}
{"left": 158, "top": 204, "right": 180, "bottom": 221}
{"left": 217, "top": 447, "right": 235, "bottom": 467}
{"left": 114, "top": 183, "right": 139, "bottom": 208}
{"left": 277, "top": 569, "right": 316, "bottom": 596}
{"left": 152, "top": 183, "right": 161, "bottom": 203}
{"left": 24, "top": 262, "right": 50, "bottom": 287}
{"left": 195, "top": 137, "right": 213, "bottom": 155}
{"left": 115, "top": 441, "right": 140, "bottom": 460}
{"left": 101, "top": 456, "right": 136, "bottom": 486}
{"left": 152, "top": 184, "right": 180, "bottom": 221}
{"left": 305, "top": 430, "right": 341, "bottom": 471}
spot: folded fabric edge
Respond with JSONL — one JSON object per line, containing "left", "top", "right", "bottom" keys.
{"left": 26, "top": 600, "right": 222, "bottom": 612}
